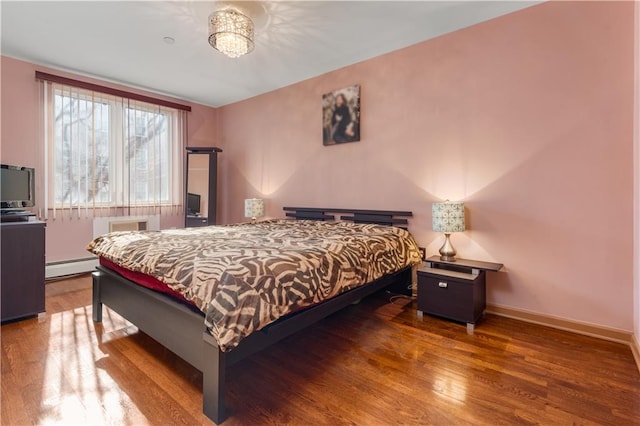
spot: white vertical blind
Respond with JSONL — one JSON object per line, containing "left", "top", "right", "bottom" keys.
{"left": 38, "top": 80, "right": 186, "bottom": 219}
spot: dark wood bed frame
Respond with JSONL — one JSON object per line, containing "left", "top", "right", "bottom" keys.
{"left": 92, "top": 207, "right": 414, "bottom": 424}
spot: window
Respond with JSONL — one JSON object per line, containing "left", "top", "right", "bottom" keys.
{"left": 40, "top": 79, "right": 186, "bottom": 216}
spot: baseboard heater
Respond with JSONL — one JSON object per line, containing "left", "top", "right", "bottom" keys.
{"left": 46, "top": 257, "right": 99, "bottom": 279}
{"left": 46, "top": 215, "right": 160, "bottom": 279}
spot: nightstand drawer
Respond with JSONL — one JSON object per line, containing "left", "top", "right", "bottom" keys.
{"left": 186, "top": 216, "right": 209, "bottom": 227}
{"left": 417, "top": 269, "right": 485, "bottom": 324}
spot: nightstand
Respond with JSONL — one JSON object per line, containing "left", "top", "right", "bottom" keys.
{"left": 186, "top": 215, "right": 209, "bottom": 227}
{"left": 417, "top": 256, "right": 503, "bottom": 333}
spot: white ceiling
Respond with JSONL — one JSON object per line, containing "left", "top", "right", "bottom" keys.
{"left": 1, "top": 1, "right": 538, "bottom": 108}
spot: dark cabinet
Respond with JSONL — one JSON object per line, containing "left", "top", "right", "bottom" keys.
{"left": 1, "top": 221, "right": 46, "bottom": 322}
{"left": 417, "top": 256, "right": 502, "bottom": 333}
{"left": 417, "top": 268, "right": 485, "bottom": 330}
{"left": 185, "top": 147, "right": 222, "bottom": 227}
{"left": 186, "top": 216, "right": 209, "bottom": 227}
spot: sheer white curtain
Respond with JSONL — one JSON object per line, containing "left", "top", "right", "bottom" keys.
{"left": 38, "top": 78, "right": 186, "bottom": 220}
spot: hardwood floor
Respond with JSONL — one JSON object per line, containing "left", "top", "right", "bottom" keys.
{"left": 2, "top": 274, "right": 639, "bottom": 425}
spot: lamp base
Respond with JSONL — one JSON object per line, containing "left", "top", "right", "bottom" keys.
{"left": 439, "top": 255, "right": 457, "bottom": 262}
{"left": 438, "top": 233, "right": 457, "bottom": 262}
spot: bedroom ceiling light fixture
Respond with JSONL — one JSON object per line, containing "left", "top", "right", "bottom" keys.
{"left": 208, "top": 8, "right": 255, "bottom": 58}
{"left": 432, "top": 201, "right": 465, "bottom": 262}
{"left": 245, "top": 198, "right": 265, "bottom": 223}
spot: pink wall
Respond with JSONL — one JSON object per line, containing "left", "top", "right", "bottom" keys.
{"left": 634, "top": 2, "right": 640, "bottom": 342}
{"left": 0, "top": 56, "right": 219, "bottom": 262}
{"left": 217, "top": 2, "right": 636, "bottom": 331}
{"left": 1, "top": 2, "right": 635, "bottom": 333}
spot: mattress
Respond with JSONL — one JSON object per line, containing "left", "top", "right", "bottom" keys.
{"left": 88, "top": 219, "right": 422, "bottom": 351}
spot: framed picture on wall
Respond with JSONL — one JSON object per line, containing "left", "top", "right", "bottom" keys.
{"left": 322, "top": 84, "right": 360, "bottom": 146}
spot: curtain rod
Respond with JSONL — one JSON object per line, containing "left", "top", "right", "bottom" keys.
{"left": 35, "top": 71, "right": 192, "bottom": 112}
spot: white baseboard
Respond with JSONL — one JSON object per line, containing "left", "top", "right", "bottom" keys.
{"left": 486, "top": 303, "right": 632, "bottom": 345}
{"left": 46, "top": 257, "right": 98, "bottom": 279}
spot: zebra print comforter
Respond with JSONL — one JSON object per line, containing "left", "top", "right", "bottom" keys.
{"left": 87, "top": 219, "right": 422, "bottom": 351}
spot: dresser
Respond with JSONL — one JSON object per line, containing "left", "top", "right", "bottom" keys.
{"left": 1, "top": 220, "right": 46, "bottom": 322}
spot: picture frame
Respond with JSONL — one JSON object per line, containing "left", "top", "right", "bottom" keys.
{"left": 322, "top": 84, "right": 360, "bottom": 146}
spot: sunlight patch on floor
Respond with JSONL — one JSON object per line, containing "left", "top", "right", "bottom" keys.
{"left": 38, "top": 305, "right": 144, "bottom": 425}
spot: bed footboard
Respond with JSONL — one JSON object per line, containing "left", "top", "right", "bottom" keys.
{"left": 92, "top": 267, "right": 228, "bottom": 422}
{"left": 92, "top": 265, "right": 412, "bottom": 424}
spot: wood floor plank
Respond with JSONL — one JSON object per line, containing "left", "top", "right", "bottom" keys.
{"left": 1, "top": 274, "right": 639, "bottom": 425}
{"left": 0, "top": 369, "right": 32, "bottom": 425}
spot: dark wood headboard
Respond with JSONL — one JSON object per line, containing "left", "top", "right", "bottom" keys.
{"left": 282, "top": 207, "right": 412, "bottom": 229}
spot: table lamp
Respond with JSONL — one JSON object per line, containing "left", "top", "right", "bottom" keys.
{"left": 432, "top": 201, "right": 465, "bottom": 261}
{"left": 244, "top": 198, "right": 265, "bottom": 223}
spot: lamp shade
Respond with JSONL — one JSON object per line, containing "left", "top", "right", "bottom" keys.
{"left": 432, "top": 202, "right": 465, "bottom": 233}
{"left": 244, "top": 198, "right": 265, "bottom": 219}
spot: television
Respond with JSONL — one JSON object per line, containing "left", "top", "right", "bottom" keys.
{"left": 1, "top": 164, "right": 35, "bottom": 211}
{"left": 187, "top": 192, "right": 201, "bottom": 215}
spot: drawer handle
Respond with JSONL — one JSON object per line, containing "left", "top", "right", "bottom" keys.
{"left": 438, "top": 282, "right": 448, "bottom": 288}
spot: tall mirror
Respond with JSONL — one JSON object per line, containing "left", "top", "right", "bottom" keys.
{"left": 185, "top": 147, "right": 222, "bottom": 227}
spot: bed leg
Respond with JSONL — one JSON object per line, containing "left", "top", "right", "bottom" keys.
{"left": 92, "top": 270, "right": 103, "bottom": 323}
{"left": 202, "top": 332, "right": 226, "bottom": 424}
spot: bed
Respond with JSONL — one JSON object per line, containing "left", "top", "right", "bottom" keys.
{"left": 89, "top": 207, "right": 422, "bottom": 423}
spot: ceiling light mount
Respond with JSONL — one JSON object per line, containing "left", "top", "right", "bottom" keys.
{"left": 208, "top": 8, "right": 255, "bottom": 59}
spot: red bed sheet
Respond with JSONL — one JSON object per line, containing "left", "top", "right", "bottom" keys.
{"left": 99, "top": 257, "right": 201, "bottom": 312}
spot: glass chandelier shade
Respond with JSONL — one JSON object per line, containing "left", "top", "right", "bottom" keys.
{"left": 208, "top": 9, "right": 255, "bottom": 58}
